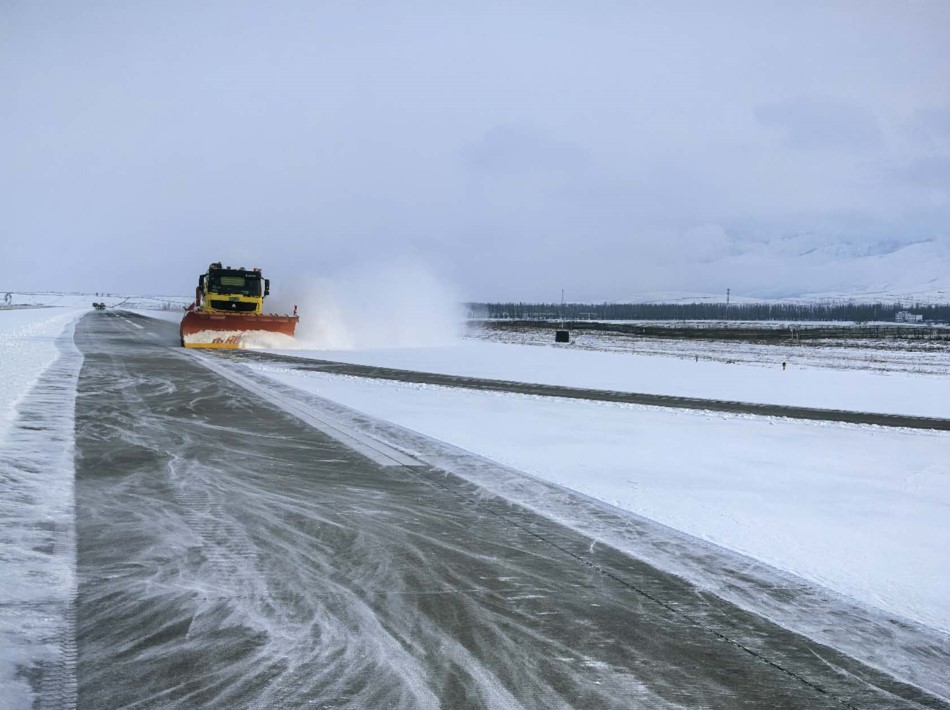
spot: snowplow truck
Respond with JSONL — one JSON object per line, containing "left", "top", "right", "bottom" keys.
{"left": 179, "top": 262, "right": 298, "bottom": 348}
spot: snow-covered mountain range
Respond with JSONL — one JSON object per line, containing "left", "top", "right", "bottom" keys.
{"left": 631, "top": 234, "right": 950, "bottom": 304}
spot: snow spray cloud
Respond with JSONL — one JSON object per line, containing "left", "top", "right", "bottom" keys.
{"left": 266, "top": 261, "right": 463, "bottom": 350}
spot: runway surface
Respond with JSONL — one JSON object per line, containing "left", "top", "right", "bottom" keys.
{"left": 66, "top": 312, "right": 948, "bottom": 708}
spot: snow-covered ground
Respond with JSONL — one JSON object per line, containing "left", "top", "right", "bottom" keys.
{"left": 473, "top": 322, "right": 950, "bottom": 377}
{"left": 267, "top": 338, "right": 950, "bottom": 419}
{"left": 3, "top": 291, "right": 189, "bottom": 311}
{"left": 0, "top": 306, "right": 88, "bottom": 443}
{"left": 0, "top": 303, "right": 86, "bottom": 707}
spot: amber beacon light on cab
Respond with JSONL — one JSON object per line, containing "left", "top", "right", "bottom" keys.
{"left": 179, "top": 262, "right": 299, "bottom": 348}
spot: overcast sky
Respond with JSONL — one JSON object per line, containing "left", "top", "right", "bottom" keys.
{"left": 2, "top": 1, "right": 949, "bottom": 301}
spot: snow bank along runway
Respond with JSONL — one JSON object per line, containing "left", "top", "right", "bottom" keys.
{"left": 0, "top": 318, "right": 81, "bottom": 709}
{"left": 221, "top": 349, "right": 950, "bottom": 431}
{"left": 63, "top": 311, "right": 948, "bottom": 708}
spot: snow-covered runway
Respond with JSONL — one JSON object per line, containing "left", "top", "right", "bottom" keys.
{"left": 72, "top": 313, "right": 950, "bottom": 707}
{"left": 2, "top": 306, "right": 949, "bottom": 708}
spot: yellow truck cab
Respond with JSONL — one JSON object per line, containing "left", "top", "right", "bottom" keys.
{"left": 197, "top": 263, "right": 270, "bottom": 315}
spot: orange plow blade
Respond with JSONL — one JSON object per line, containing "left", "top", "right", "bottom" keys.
{"left": 180, "top": 311, "right": 299, "bottom": 349}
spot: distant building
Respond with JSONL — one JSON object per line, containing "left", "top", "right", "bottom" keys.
{"left": 895, "top": 311, "right": 923, "bottom": 323}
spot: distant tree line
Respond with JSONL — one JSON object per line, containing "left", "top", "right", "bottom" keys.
{"left": 468, "top": 301, "right": 950, "bottom": 323}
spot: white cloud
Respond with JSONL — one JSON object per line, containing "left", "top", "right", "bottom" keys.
{"left": 755, "top": 96, "right": 883, "bottom": 152}
{"left": 1, "top": 1, "right": 948, "bottom": 300}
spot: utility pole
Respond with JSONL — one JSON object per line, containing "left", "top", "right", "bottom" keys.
{"left": 726, "top": 288, "right": 731, "bottom": 305}
{"left": 555, "top": 289, "right": 570, "bottom": 343}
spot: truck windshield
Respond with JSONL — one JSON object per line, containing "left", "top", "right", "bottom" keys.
{"left": 209, "top": 272, "right": 262, "bottom": 296}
